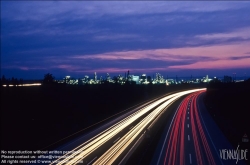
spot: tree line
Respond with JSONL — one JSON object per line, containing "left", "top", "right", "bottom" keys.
{"left": 0, "top": 73, "right": 57, "bottom": 87}
{"left": 0, "top": 75, "right": 24, "bottom": 86}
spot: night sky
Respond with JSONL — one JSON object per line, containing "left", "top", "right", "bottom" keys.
{"left": 1, "top": 1, "right": 250, "bottom": 79}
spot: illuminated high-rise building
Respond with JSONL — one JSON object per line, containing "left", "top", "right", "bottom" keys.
{"left": 94, "top": 72, "right": 97, "bottom": 82}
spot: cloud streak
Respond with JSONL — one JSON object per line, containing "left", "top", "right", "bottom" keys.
{"left": 71, "top": 41, "right": 250, "bottom": 60}
{"left": 195, "top": 27, "right": 250, "bottom": 42}
{"left": 169, "top": 58, "right": 250, "bottom": 69}
{"left": 2, "top": 1, "right": 249, "bottom": 21}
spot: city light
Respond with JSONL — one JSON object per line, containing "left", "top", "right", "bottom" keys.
{"left": 59, "top": 72, "right": 215, "bottom": 85}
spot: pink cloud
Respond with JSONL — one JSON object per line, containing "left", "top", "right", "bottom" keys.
{"left": 169, "top": 58, "right": 250, "bottom": 69}
{"left": 195, "top": 27, "right": 250, "bottom": 41}
{"left": 74, "top": 67, "right": 170, "bottom": 74}
{"left": 72, "top": 41, "right": 250, "bottom": 61}
{"left": 19, "top": 67, "right": 29, "bottom": 70}
{"left": 92, "top": 34, "right": 140, "bottom": 41}
{"left": 2, "top": 66, "right": 47, "bottom": 71}
{"left": 53, "top": 65, "right": 84, "bottom": 71}
{"left": 56, "top": 65, "right": 73, "bottom": 69}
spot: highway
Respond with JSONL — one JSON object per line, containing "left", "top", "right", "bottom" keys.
{"left": 152, "top": 90, "right": 246, "bottom": 165}
{"left": 37, "top": 88, "right": 205, "bottom": 165}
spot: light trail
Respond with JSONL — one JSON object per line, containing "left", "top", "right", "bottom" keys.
{"left": 190, "top": 93, "right": 203, "bottom": 165}
{"left": 93, "top": 94, "right": 181, "bottom": 164}
{"left": 51, "top": 93, "right": 178, "bottom": 164}
{"left": 163, "top": 92, "right": 189, "bottom": 165}
{"left": 191, "top": 92, "right": 216, "bottom": 165}
{"left": 2, "top": 83, "right": 41, "bottom": 87}
{"left": 160, "top": 89, "right": 216, "bottom": 165}
{"left": 93, "top": 89, "right": 205, "bottom": 165}
{"left": 50, "top": 88, "right": 205, "bottom": 165}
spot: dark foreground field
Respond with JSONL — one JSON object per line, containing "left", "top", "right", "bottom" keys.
{"left": 204, "top": 80, "right": 250, "bottom": 155}
{"left": 1, "top": 83, "right": 205, "bottom": 151}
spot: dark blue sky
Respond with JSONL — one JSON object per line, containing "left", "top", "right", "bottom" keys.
{"left": 1, "top": 1, "right": 250, "bottom": 79}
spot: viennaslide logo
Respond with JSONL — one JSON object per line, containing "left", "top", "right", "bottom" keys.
{"left": 219, "top": 134, "right": 249, "bottom": 164}
{"left": 219, "top": 145, "right": 248, "bottom": 164}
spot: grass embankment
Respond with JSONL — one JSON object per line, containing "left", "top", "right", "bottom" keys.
{"left": 204, "top": 80, "right": 250, "bottom": 157}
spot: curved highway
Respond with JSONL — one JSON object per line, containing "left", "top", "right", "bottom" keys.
{"left": 153, "top": 90, "right": 246, "bottom": 165}
{"left": 36, "top": 88, "right": 205, "bottom": 165}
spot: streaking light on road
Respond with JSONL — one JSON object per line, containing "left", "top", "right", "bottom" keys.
{"left": 50, "top": 88, "right": 206, "bottom": 165}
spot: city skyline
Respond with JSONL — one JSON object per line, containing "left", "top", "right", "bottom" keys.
{"left": 1, "top": 1, "right": 250, "bottom": 79}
